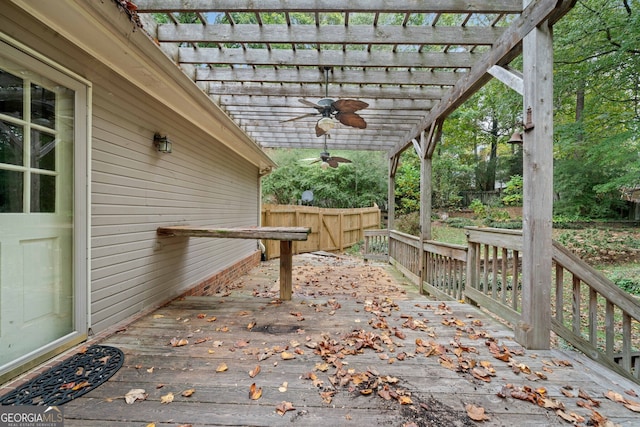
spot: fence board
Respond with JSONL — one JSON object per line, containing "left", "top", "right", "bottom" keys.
{"left": 261, "top": 204, "right": 380, "bottom": 259}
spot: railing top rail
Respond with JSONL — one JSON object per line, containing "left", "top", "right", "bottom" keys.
{"left": 389, "top": 230, "right": 422, "bottom": 248}
{"left": 425, "top": 239, "right": 467, "bottom": 251}
{"left": 465, "top": 226, "right": 523, "bottom": 250}
{"left": 364, "top": 229, "right": 390, "bottom": 236}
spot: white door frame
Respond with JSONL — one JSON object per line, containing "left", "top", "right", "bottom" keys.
{"left": 0, "top": 33, "right": 91, "bottom": 382}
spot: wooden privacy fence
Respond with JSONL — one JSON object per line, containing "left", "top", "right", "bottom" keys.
{"left": 261, "top": 204, "right": 381, "bottom": 259}
{"left": 363, "top": 227, "right": 640, "bottom": 384}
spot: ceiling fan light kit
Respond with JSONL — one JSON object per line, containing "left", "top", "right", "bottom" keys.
{"left": 317, "top": 117, "right": 335, "bottom": 133}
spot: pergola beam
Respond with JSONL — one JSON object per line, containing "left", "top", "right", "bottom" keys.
{"left": 179, "top": 48, "right": 480, "bottom": 69}
{"left": 203, "top": 82, "right": 448, "bottom": 100}
{"left": 135, "top": 0, "right": 522, "bottom": 14}
{"left": 158, "top": 24, "right": 504, "bottom": 46}
{"left": 196, "top": 68, "right": 461, "bottom": 87}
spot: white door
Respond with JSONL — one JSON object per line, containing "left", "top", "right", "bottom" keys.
{"left": 0, "top": 39, "right": 88, "bottom": 375}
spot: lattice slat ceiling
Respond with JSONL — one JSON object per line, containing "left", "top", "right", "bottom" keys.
{"left": 133, "top": 0, "right": 573, "bottom": 154}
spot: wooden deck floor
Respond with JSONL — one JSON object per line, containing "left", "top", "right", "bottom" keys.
{"left": 23, "top": 254, "right": 640, "bottom": 426}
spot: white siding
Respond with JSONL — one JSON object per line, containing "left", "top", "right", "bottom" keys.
{"left": 1, "top": 5, "right": 264, "bottom": 333}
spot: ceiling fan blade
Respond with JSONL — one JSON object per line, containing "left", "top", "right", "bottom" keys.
{"left": 330, "top": 156, "right": 352, "bottom": 164}
{"left": 335, "top": 112, "right": 367, "bottom": 129}
{"left": 281, "top": 112, "right": 318, "bottom": 123}
{"left": 298, "top": 98, "right": 323, "bottom": 110}
{"left": 332, "top": 99, "right": 368, "bottom": 113}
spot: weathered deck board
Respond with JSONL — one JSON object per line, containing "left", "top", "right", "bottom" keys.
{"left": 6, "top": 254, "right": 639, "bottom": 426}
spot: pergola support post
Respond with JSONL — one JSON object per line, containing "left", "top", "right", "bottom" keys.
{"left": 388, "top": 155, "right": 399, "bottom": 231}
{"left": 515, "top": 8, "right": 554, "bottom": 350}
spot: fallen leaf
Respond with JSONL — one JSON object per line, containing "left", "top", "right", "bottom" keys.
{"left": 170, "top": 337, "right": 188, "bottom": 347}
{"left": 181, "top": 388, "right": 195, "bottom": 397}
{"left": 624, "top": 402, "right": 640, "bottom": 412}
{"left": 160, "top": 392, "right": 174, "bottom": 404}
{"left": 398, "top": 395, "right": 413, "bottom": 405}
{"left": 281, "top": 352, "right": 296, "bottom": 360}
{"left": 275, "top": 401, "right": 295, "bottom": 416}
{"left": 249, "top": 365, "right": 261, "bottom": 378}
{"left": 216, "top": 363, "right": 228, "bottom": 372}
{"left": 146, "top": 367, "right": 154, "bottom": 373}
{"left": 249, "top": 383, "right": 262, "bottom": 400}
{"left": 321, "top": 390, "right": 336, "bottom": 403}
{"left": 146, "top": 423, "right": 156, "bottom": 427}
{"left": 124, "top": 389, "right": 147, "bottom": 404}
{"left": 71, "top": 381, "right": 91, "bottom": 391}
{"left": 278, "top": 382, "right": 288, "bottom": 392}
{"left": 466, "top": 404, "right": 489, "bottom": 421}
{"left": 605, "top": 390, "right": 626, "bottom": 403}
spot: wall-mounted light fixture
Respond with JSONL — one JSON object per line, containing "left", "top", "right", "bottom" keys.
{"left": 153, "top": 133, "right": 172, "bottom": 153}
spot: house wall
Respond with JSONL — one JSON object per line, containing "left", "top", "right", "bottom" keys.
{"left": 1, "top": 5, "right": 262, "bottom": 333}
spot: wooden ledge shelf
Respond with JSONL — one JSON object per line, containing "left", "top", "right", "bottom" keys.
{"left": 157, "top": 226, "right": 310, "bottom": 241}
{"left": 157, "top": 226, "right": 311, "bottom": 301}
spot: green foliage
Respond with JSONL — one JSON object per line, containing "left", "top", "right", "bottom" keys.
{"left": 261, "top": 149, "right": 388, "bottom": 209}
{"left": 469, "top": 199, "right": 487, "bottom": 218}
{"left": 502, "top": 175, "right": 523, "bottom": 206}
{"left": 552, "top": 0, "right": 640, "bottom": 219}
{"left": 394, "top": 212, "right": 420, "bottom": 236}
{"left": 613, "top": 277, "right": 640, "bottom": 296}
{"left": 555, "top": 228, "right": 640, "bottom": 263}
{"left": 394, "top": 152, "right": 421, "bottom": 214}
{"left": 445, "top": 217, "right": 476, "bottom": 229}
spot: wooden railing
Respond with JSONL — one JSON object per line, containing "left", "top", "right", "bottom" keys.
{"left": 388, "top": 230, "right": 421, "bottom": 284}
{"left": 369, "top": 226, "right": 640, "bottom": 384}
{"left": 261, "top": 204, "right": 380, "bottom": 259}
{"left": 551, "top": 242, "right": 640, "bottom": 382}
{"left": 422, "top": 240, "right": 467, "bottom": 301}
{"left": 363, "top": 229, "right": 389, "bottom": 261}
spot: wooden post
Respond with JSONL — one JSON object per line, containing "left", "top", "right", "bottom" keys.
{"left": 516, "top": 6, "right": 553, "bottom": 349}
{"left": 388, "top": 156, "right": 398, "bottom": 231}
{"left": 280, "top": 240, "right": 293, "bottom": 301}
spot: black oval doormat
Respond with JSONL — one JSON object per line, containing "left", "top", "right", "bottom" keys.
{"left": 0, "top": 345, "right": 124, "bottom": 406}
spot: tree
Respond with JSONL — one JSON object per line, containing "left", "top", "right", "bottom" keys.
{"left": 261, "top": 149, "right": 388, "bottom": 209}
{"left": 552, "top": 0, "right": 640, "bottom": 218}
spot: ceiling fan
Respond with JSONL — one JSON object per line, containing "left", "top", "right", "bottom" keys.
{"left": 303, "top": 135, "right": 352, "bottom": 169}
{"left": 283, "top": 67, "right": 369, "bottom": 137}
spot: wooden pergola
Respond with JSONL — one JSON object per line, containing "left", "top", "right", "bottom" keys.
{"left": 132, "top": 0, "right": 578, "bottom": 350}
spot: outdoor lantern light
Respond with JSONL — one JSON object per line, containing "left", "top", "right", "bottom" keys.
{"left": 153, "top": 133, "right": 172, "bottom": 153}
{"left": 317, "top": 117, "right": 335, "bottom": 133}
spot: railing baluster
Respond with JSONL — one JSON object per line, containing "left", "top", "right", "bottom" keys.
{"left": 501, "top": 248, "right": 508, "bottom": 305}
{"left": 512, "top": 250, "right": 519, "bottom": 311}
{"left": 589, "top": 287, "right": 598, "bottom": 346}
{"left": 483, "top": 244, "right": 489, "bottom": 294}
{"left": 492, "top": 245, "right": 498, "bottom": 299}
{"left": 622, "top": 313, "right": 632, "bottom": 373}
{"left": 572, "top": 276, "right": 581, "bottom": 335}
{"left": 555, "top": 264, "right": 564, "bottom": 324}
{"left": 605, "top": 301, "right": 614, "bottom": 360}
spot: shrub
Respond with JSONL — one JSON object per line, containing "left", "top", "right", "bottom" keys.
{"left": 445, "top": 217, "right": 476, "bottom": 228}
{"left": 395, "top": 212, "right": 420, "bottom": 236}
